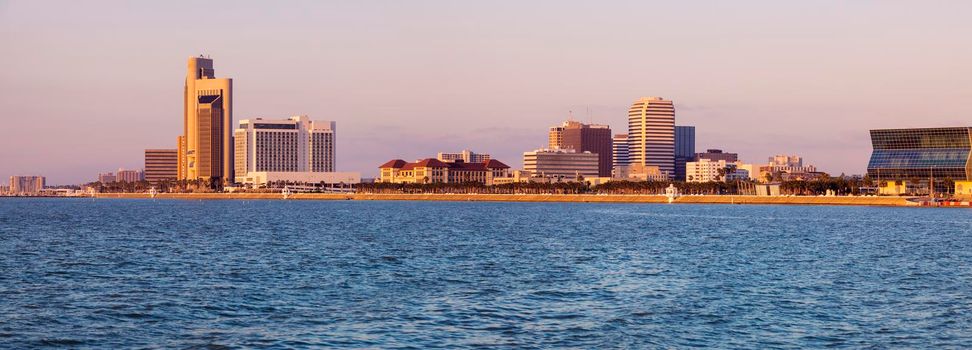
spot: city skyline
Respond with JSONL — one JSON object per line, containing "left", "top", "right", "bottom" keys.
{"left": 3, "top": 2, "right": 972, "bottom": 185}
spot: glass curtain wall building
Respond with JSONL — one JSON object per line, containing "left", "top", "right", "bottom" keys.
{"left": 867, "top": 127, "right": 972, "bottom": 191}
{"left": 674, "top": 126, "right": 695, "bottom": 181}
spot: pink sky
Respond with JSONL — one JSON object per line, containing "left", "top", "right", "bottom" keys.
{"left": 2, "top": 1, "right": 971, "bottom": 185}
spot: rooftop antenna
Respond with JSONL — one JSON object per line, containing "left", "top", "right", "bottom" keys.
{"left": 568, "top": 110, "right": 573, "bottom": 121}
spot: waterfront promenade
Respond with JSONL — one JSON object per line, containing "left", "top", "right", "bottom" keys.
{"left": 91, "top": 192, "right": 915, "bottom": 206}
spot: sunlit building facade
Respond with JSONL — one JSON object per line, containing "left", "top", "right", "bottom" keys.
{"left": 627, "top": 97, "right": 675, "bottom": 178}
{"left": 9, "top": 176, "right": 45, "bottom": 194}
{"left": 867, "top": 127, "right": 972, "bottom": 185}
{"left": 181, "top": 56, "right": 233, "bottom": 185}
{"left": 379, "top": 158, "right": 510, "bottom": 185}
{"left": 98, "top": 172, "right": 116, "bottom": 184}
{"left": 548, "top": 121, "right": 613, "bottom": 176}
{"left": 686, "top": 159, "right": 750, "bottom": 183}
{"left": 116, "top": 169, "right": 144, "bottom": 183}
{"left": 523, "top": 148, "right": 599, "bottom": 179}
{"left": 144, "top": 149, "right": 178, "bottom": 185}
{"left": 437, "top": 150, "right": 491, "bottom": 163}
{"left": 233, "top": 116, "right": 336, "bottom": 184}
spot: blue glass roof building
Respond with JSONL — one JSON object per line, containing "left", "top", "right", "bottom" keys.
{"left": 867, "top": 127, "right": 972, "bottom": 181}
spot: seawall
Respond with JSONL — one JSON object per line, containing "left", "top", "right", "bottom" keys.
{"left": 92, "top": 193, "right": 914, "bottom": 206}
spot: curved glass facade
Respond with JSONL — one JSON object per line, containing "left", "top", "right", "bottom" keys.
{"left": 867, "top": 127, "right": 972, "bottom": 180}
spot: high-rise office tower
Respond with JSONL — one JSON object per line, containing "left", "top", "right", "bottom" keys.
{"left": 674, "top": 126, "right": 696, "bottom": 181}
{"left": 181, "top": 56, "right": 233, "bottom": 185}
{"left": 548, "top": 120, "right": 613, "bottom": 177}
{"left": 627, "top": 97, "right": 675, "bottom": 177}
{"left": 144, "top": 149, "right": 178, "bottom": 185}
{"left": 612, "top": 134, "right": 630, "bottom": 168}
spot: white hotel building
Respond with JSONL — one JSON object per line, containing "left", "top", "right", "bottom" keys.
{"left": 234, "top": 115, "right": 359, "bottom": 186}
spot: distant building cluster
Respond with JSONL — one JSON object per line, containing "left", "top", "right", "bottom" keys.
{"left": 9, "top": 55, "right": 972, "bottom": 197}
{"left": 97, "top": 169, "right": 144, "bottom": 184}
{"left": 373, "top": 96, "right": 836, "bottom": 187}
{"left": 81, "top": 56, "right": 362, "bottom": 192}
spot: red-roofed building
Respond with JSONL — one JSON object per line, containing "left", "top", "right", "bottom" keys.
{"left": 379, "top": 158, "right": 511, "bottom": 185}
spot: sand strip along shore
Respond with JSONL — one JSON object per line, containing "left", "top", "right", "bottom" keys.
{"left": 91, "top": 193, "right": 915, "bottom": 206}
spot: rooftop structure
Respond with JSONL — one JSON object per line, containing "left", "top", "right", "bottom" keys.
{"left": 437, "top": 150, "right": 490, "bottom": 163}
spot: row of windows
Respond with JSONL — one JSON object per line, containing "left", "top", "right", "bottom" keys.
{"left": 871, "top": 128, "right": 971, "bottom": 149}
{"left": 867, "top": 149, "right": 970, "bottom": 169}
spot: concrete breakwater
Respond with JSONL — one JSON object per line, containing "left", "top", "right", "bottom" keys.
{"left": 92, "top": 192, "right": 913, "bottom": 206}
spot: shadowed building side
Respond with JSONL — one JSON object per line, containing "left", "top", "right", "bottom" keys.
{"left": 674, "top": 126, "right": 695, "bottom": 181}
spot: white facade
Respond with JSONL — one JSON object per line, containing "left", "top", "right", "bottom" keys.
{"left": 627, "top": 97, "right": 675, "bottom": 177}
{"left": 686, "top": 159, "right": 751, "bottom": 183}
{"left": 437, "top": 150, "right": 490, "bottom": 163}
{"left": 523, "top": 148, "right": 599, "bottom": 179}
{"left": 234, "top": 115, "right": 336, "bottom": 183}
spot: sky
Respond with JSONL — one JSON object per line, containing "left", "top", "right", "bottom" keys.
{"left": 1, "top": 1, "right": 971, "bottom": 185}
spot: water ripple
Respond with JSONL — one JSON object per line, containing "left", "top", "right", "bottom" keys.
{"left": 1, "top": 198, "right": 971, "bottom": 348}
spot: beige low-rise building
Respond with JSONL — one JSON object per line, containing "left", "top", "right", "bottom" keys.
{"left": 379, "top": 158, "right": 511, "bottom": 185}
{"left": 613, "top": 164, "right": 668, "bottom": 181}
{"left": 686, "top": 159, "right": 751, "bottom": 183}
{"left": 237, "top": 171, "right": 360, "bottom": 187}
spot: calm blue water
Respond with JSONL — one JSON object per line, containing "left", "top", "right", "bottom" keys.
{"left": 1, "top": 198, "right": 971, "bottom": 348}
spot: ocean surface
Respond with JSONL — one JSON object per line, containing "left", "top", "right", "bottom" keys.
{"left": 1, "top": 198, "right": 971, "bottom": 349}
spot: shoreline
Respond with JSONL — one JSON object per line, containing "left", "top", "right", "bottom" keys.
{"left": 79, "top": 192, "right": 928, "bottom": 207}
